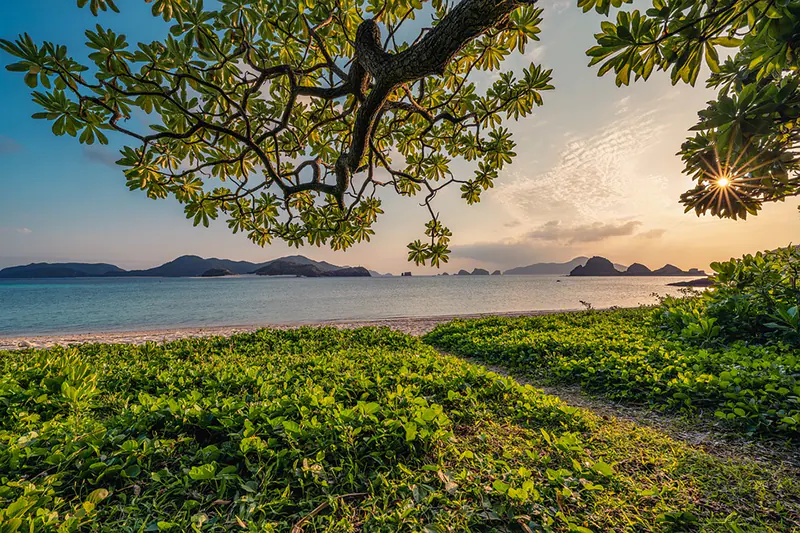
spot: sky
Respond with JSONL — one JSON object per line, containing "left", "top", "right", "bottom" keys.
{"left": 1, "top": 1, "right": 797, "bottom": 274}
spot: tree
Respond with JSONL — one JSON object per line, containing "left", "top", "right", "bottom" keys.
{"left": 1, "top": 0, "right": 551, "bottom": 266}
{"left": 586, "top": 0, "right": 800, "bottom": 219}
{"left": 5, "top": 0, "right": 794, "bottom": 265}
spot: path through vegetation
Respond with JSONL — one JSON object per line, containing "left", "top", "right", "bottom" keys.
{"left": 469, "top": 357, "right": 800, "bottom": 469}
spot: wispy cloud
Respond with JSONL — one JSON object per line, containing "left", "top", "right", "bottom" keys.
{"left": 452, "top": 218, "right": 664, "bottom": 268}
{"left": 542, "top": 0, "right": 572, "bottom": 14}
{"left": 493, "top": 104, "right": 669, "bottom": 229}
{"left": 527, "top": 219, "right": 642, "bottom": 244}
{"left": 636, "top": 228, "right": 666, "bottom": 240}
{"left": 451, "top": 241, "right": 553, "bottom": 266}
{"left": 0, "top": 136, "right": 22, "bottom": 155}
{"left": 527, "top": 44, "right": 547, "bottom": 64}
{"left": 0, "top": 227, "right": 32, "bottom": 234}
{"left": 83, "top": 146, "right": 119, "bottom": 168}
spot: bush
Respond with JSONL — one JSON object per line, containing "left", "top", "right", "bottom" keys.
{"left": 657, "top": 246, "right": 800, "bottom": 345}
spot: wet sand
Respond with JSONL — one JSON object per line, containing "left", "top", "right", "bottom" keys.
{"left": 0, "top": 309, "right": 572, "bottom": 351}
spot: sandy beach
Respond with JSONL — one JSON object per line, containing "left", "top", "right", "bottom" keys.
{"left": 0, "top": 309, "right": 570, "bottom": 351}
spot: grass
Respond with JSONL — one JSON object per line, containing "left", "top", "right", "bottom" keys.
{"left": 423, "top": 308, "right": 800, "bottom": 437}
{"left": 1, "top": 326, "right": 798, "bottom": 531}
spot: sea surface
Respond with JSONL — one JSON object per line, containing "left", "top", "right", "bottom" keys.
{"left": 0, "top": 275, "right": 698, "bottom": 336}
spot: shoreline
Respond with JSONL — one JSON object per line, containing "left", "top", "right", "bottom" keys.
{"left": 0, "top": 309, "right": 577, "bottom": 351}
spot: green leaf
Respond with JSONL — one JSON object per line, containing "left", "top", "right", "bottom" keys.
{"left": 591, "top": 461, "right": 614, "bottom": 477}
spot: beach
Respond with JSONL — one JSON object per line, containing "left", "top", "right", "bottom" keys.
{"left": 0, "top": 309, "right": 563, "bottom": 351}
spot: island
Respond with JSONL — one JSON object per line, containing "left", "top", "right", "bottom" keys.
{"left": 569, "top": 256, "right": 707, "bottom": 277}
{"left": 668, "top": 278, "right": 714, "bottom": 287}
{"left": 0, "top": 262, "right": 125, "bottom": 278}
{"left": 569, "top": 257, "right": 621, "bottom": 276}
{"left": 319, "top": 266, "right": 371, "bottom": 277}
{"left": 201, "top": 268, "right": 234, "bottom": 277}
{"left": 0, "top": 254, "right": 372, "bottom": 280}
{"left": 253, "top": 260, "right": 370, "bottom": 277}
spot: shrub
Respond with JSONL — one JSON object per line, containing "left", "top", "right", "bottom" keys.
{"left": 657, "top": 246, "right": 800, "bottom": 345}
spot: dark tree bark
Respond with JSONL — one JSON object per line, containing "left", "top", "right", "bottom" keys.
{"left": 331, "top": 0, "right": 537, "bottom": 205}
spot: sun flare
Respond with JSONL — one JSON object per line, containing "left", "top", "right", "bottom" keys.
{"left": 716, "top": 176, "right": 730, "bottom": 187}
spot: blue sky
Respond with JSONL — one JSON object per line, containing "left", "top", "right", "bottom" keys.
{"left": 1, "top": 1, "right": 797, "bottom": 273}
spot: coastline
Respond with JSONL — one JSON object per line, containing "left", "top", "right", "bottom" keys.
{"left": 0, "top": 309, "right": 575, "bottom": 351}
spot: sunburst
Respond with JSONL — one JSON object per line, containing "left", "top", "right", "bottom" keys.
{"left": 693, "top": 136, "right": 778, "bottom": 216}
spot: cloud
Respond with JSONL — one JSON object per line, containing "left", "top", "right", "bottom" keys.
{"left": 526, "top": 219, "right": 642, "bottom": 243}
{"left": 636, "top": 228, "right": 666, "bottom": 240}
{"left": 450, "top": 241, "right": 557, "bottom": 267}
{"left": 453, "top": 220, "right": 666, "bottom": 268}
{"left": 83, "top": 146, "right": 119, "bottom": 168}
{"left": 527, "top": 44, "right": 547, "bottom": 64}
{"left": 0, "top": 227, "right": 32, "bottom": 234}
{"left": 0, "top": 136, "right": 22, "bottom": 155}
{"left": 542, "top": 0, "right": 572, "bottom": 14}
{"left": 492, "top": 104, "right": 669, "bottom": 229}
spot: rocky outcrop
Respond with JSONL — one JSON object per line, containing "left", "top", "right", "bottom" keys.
{"left": 0, "top": 262, "right": 125, "bottom": 278}
{"left": 201, "top": 268, "right": 234, "bottom": 277}
{"left": 668, "top": 278, "right": 714, "bottom": 287}
{"left": 504, "top": 257, "right": 589, "bottom": 275}
{"left": 255, "top": 260, "right": 370, "bottom": 277}
{"left": 254, "top": 260, "right": 324, "bottom": 277}
{"left": 570, "top": 257, "right": 707, "bottom": 277}
{"left": 650, "top": 264, "right": 707, "bottom": 276}
{"left": 471, "top": 268, "right": 490, "bottom": 275}
{"left": 569, "top": 256, "right": 622, "bottom": 276}
{"left": 321, "top": 266, "right": 370, "bottom": 277}
{"left": 625, "top": 263, "right": 652, "bottom": 276}
{"left": 457, "top": 269, "right": 470, "bottom": 275}
{"left": 652, "top": 264, "right": 684, "bottom": 276}
{"left": 491, "top": 270, "right": 502, "bottom": 275}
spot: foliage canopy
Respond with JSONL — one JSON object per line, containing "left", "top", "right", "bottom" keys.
{"left": 2, "top": 0, "right": 798, "bottom": 263}
{"left": 589, "top": 0, "right": 800, "bottom": 219}
{"left": 1, "top": 0, "right": 550, "bottom": 266}
{"left": 658, "top": 245, "right": 800, "bottom": 344}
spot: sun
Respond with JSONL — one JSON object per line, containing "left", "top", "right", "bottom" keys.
{"left": 716, "top": 176, "right": 730, "bottom": 187}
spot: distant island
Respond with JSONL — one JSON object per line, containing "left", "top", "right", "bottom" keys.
{"left": 1, "top": 253, "right": 707, "bottom": 280}
{"left": 0, "top": 255, "right": 373, "bottom": 279}
{"left": 253, "top": 260, "right": 369, "bottom": 278}
{"left": 668, "top": 278, "right": 714, "bottom": 287}
{"left": 201, "top": 268, "right": 234, "bottom": 277}
{"left": 503, "top": 256, "right": 627, "bottom": 275}
{"left": 0, "top": 262, "right": 127, "bottom": 278}
{"left": 569, "top": 256, "right": 706, "bottom": 277}
{"left": 504, "top": 257, "right": 589, "bottom": 275}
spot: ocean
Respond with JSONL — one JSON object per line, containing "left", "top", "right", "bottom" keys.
{"left": 0, "top": 274, "right": 699, "bottom": 336}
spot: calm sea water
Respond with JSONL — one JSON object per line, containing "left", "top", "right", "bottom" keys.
{"left": 0, "top": 275, "right": 696, "bottom": 336}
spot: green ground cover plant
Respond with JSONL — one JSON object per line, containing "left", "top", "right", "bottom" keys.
{"left": 1, "top": 328, "right": 797, "bottom": 531}
{"left": 424, "top": 308, "right": 800, "bottom": 437}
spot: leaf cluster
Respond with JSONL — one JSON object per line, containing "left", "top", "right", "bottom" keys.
{"left": 1, "top": 0, "right": 553, "bottom": 264}
{"left": 658, "top": 244, "right": 800, "bottom": 343}
{"left": 588, "top": 0, "right": 800, "bottom": 218}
